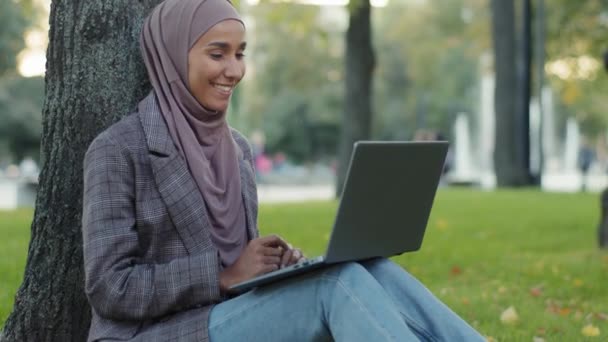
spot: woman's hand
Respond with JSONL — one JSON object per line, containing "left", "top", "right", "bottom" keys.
{"left": 219, "top": 235, "right": 302, "bottom": 292}
{"left": 280, "top": 243, "right": 306, "bottom": 268}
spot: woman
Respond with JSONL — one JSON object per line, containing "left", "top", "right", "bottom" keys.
{"left": 82, "top": 0, "right": 485, "bottom": 340}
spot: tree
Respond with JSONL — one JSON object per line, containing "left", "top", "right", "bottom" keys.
{"left": 0, "top": 1, "right": 160, "bottom": 340}
{"left": 0, "top": 0, "right": 30, "bottom": 77}
{"left": 336, "top": 0, "right": 375, "bottom": 196}
{"left": 244, "top": 3, "right": 343, "bottom": 162}
{"left": 490, "top": 0, "right": 529, "bottom": 186}
{"left": 0, "top": 76, "right": 44, "bottom": 162}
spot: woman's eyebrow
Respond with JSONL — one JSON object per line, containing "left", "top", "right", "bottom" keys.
{"left": 206, "top": 41, "right": 247, "bottom": 50}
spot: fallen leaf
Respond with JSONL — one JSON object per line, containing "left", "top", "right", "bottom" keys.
{"left": 573, "top": 279, "right": 584, "bottom": 287}
{"left": 461, "top": 297, "right": 470, "bottom": 305}
{"left": 498, "top": 286, "right": 507, "bottom": 294}
{"left": 558, "top": 307, "right": 571, "bottom": 316}
{"left": 450, "top": 265, "right": 462, "bottom": 276}
{"left": 581, "top": 324, "right": 600, "bottom": 337}
{"left": 533, "top": 337, "right": 545, "bottom": 342}
{"left": 485, "top": 337, "right": 498, "bottom": 342}
{"left": 529, "top": 286, "right": 543, "bottom": 297}
{"left": 500, "top": 306, "right": 519, "bottom": 325}
{"left": 596, "top": 312, "right": 608, "bottom": 321}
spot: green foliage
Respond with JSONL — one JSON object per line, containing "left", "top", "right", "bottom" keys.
{"left": 373, "top": 0, "right": 489, "bottom": 140}
{"left": 236, "top": 0, "right": 607, "bottom": 160}
{"left": 0, "top": 76, "right": 44, "bottom": 162}
{"left": 544, "top": 0, "right": 608, "bottom": 139}
{"left": 241, "top": 3, "right": 343, "bottom": 162}
{"left": 0, "top": 0, "right": 32, "bottom": 77}
{"left": 241, "top": 0, "right": 491, "bottom": 162}
{"left": 3, "top": 189, "right": 606, "bottom": 339}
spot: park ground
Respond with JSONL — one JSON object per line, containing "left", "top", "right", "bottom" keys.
{"left": 1, "top": 189, "right": 607, "bottom": 341}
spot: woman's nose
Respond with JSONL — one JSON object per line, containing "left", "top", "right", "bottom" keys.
{"left": 224, "top": 58, "right": 244, "bottom": 79}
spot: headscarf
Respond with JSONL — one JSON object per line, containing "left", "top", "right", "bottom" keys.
{"left": 140, "top": 0, "right": 247, "bottom": 267}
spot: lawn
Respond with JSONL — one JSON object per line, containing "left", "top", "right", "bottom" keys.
{"left": 1, "top": 189, "right": 607, "bottom": 341}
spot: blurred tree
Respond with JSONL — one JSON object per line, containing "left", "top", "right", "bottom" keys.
{"left": 543, "top": 0, "right": 608, "bottom": 139}
{"left": 0, "top": 0, "right": 160, "bottom": 340}
{"left": 490, "top": 0, "right": 529, "bottom": 186}
{"left": 336, "top": 0, "right": 375, "bottom": 196}
{"left": 245, "top": 3, "right": 343, "bottom": 162}
{"left": 373, "top": 0, "right": 488, "bottom": 142}
{"left": 0, "top": 76, "right": 44, "bottom": 162}
{"left": 0, "top": 0, "right": 31, "bottom": 76}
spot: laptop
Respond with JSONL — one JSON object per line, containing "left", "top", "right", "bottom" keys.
{"left": 228, "top": 141, "right": 448, "bottom": 293}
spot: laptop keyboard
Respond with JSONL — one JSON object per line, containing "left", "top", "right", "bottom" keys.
{"left": 278, "top": 255, "right": 324, "bottom": 273}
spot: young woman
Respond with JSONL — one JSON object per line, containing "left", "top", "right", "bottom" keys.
{"left": 82, "top": 0, "right": 485, "bottom": 340}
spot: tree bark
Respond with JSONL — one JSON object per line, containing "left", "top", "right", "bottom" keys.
{"left": 336, "top": 0, "right": 375, "bottom": 196}
{"left": 1, "top": 1, "right": 160, "bottom": 340}
{"left": 600, "top": 189, "right": 608, "bottom": 249}
{"left": 490, "top": 0, "right": 529, "bottom": 186}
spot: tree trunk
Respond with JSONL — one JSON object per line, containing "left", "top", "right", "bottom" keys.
{"left": 490, "top": 0, "right": 529, "bottom": 186}
{"left": 336, "top": 0, "right": 375, "bottom": 196}
{"left": 1, "top": 1, "right": 160, "bottom": 340}
{"left": 600, "top": 189, "right": 608, "bottom": 249}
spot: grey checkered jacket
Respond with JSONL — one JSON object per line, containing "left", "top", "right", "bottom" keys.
{"left": 82, "top": 93, "right": 259, "bottom": 342}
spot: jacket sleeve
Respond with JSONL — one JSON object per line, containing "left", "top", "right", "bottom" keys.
{"left": 82, "top": 132, "right": 222, "bottom": 321}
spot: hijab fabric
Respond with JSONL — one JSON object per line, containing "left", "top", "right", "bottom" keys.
{"left": 140, "top": 0, "right": 247, "bottom": 267}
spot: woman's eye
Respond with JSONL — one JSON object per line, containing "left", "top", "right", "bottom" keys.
{"left": 236, "top": 53, "right": 246, "bottom": 59}
{"left": 210, "top": 53, "right": 223, "bottom": 60}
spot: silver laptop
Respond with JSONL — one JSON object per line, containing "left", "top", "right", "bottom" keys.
{"left": 229, "top": 141, "right": 448, "bottom": 293}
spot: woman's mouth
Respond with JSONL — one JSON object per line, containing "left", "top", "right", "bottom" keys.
{"left": 213, "top": 83, "right": 233, "bottom": 95}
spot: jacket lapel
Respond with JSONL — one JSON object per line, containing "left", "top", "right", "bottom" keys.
{"left": 139, "top": 94, "right": 213, "bottom": 254}
{"left": 237, "top": 156, "right": 259, "bottom": 240}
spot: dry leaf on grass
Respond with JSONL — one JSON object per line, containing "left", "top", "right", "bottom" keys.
{"left": 581, "top": 324, "right": 600, "bottom": 337}
{"left": 500, "top": 306, "right": 519, "bottom": 325}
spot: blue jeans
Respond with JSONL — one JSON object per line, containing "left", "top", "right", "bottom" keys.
{"left": 209, "top": 258, "right": 484, "bottom": 341}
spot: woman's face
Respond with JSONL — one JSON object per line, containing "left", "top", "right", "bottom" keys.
{"left": 188, "top": 19, "right": 246, "bottom": 112}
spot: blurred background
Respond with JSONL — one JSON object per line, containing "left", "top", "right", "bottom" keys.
{"left": 1, "top": 0, "right": 608, "bottom": 205}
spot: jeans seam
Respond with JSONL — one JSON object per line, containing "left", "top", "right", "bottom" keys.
{"left": 364, "top": 260, "right": 439, "bottom": 342}
{"left": 398, "top": 311, "right": 439, "bottom": 342}
{"left": 321, "top": 275, "right": 398, "bottom": 342}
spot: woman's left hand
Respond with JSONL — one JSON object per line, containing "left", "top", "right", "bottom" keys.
{"left": 280, "top": 244, "right": 306, "bottom": 268}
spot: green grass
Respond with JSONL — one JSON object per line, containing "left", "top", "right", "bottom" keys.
{"left": 2, "top": 189, "right": 607, "bottom": 341}
{"left": 0, "top": 209, "right": 31, "bottom": 328}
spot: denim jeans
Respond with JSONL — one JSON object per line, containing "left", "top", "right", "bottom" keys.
{"left": 208, "top": 258, "right": 485, "bottom": 341}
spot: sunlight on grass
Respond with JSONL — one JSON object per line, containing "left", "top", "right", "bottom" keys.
{"left": 2, "top": 189, "right": 607, "bottom": 340}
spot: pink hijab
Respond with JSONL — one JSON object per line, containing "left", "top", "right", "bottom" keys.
{"left": 140, "top": 0, "right": 247, "bottom": 266}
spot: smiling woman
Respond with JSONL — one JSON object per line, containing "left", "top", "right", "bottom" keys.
{"left": 187, "top": 20, "right": 246, "bottom": 112}
{"left": 80, "top": 0, "right": 485, "bottom": 341}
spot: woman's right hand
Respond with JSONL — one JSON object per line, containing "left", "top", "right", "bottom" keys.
{"left": 219, "top": 235, "right": 290, "bottom": 293}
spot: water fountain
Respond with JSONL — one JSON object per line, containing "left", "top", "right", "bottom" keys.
{"left": 449, "top": 113, "right": 476, "bottom": 183}
{"left": 477, "top": 54, "right": 496, "bottom": 189}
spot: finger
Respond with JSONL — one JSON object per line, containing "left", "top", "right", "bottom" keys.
{"left": 259, "top": 234, "right": 290, "bottom": 250}
{"left": 259, "top": 246, "right": 283, "bottom": 257}
{"left": 281, "top": 249, "right": 293, "bottom": 268}
{"left": 286, "top": 249, "right": 301, "bottom": 266}
{"left": 296, "top": 250, "right": 307, "bottom": 263}
{"left": 261, "top": 255, "right": 281, "bottom": 265}
{"left": 260, "top": 263, "right": 279, "bottom": 275}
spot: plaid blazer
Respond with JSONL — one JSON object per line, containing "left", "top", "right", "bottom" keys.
{"left": 82, "top": 93, "right": 259, "bottom": 342}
